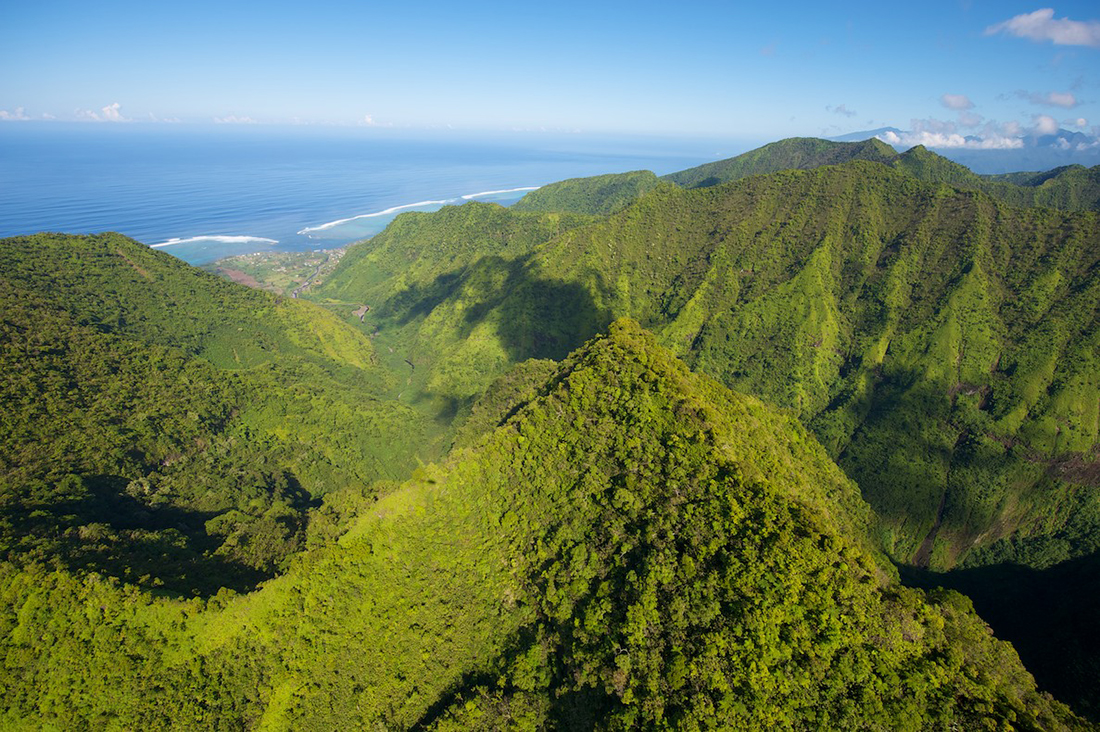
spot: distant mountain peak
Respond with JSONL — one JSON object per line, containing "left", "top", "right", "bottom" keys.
{"left": 828, "top": 126, "right": 904, "bottom": 143}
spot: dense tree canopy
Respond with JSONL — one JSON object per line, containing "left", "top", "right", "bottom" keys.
{"left": 2, "top": 138, "right": 1099, "bottom": 726}
{"left": 1, "top": 320, "right": 1083, "bottom": 729}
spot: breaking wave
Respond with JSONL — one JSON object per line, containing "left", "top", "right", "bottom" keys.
{"left": 151, "top": 235, "right": 278, "bottom": 248}
{"left": 297, "top": 186, "right": 541, "bottom": 236}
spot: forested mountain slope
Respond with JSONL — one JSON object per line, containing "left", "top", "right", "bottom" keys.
{"left": 982, "top": 163, "right": 1100, "bottom": 211}
{"left": 663, "top": 137, "right": 898, "bottom": 189}
{"left": 4, "top": 148, "right": 1100, "bottom": 726}
{"left": 321, "top": 202, "right": 594, "bottom": 305}
{"left": 502, "top": 138, "right": 1100, "bottom": 220}
{"left": 660, "top": 137, "right": 1100, "bottom": 213}
{"left": 0, "top": 320, "right": 1081, "bottom": 730}
{"left": 317, "top": 203, "right": 600, "bottom": 417}
{"left": 0, "top": 233, "right": 427, "bottom": 594}
{"left": 319, "top": 161, "right": 1100, "bottom": 574}
{"left": 511, "top": 170, "right": 666, "bottom": 216}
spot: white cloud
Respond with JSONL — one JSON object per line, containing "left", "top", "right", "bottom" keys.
{"left": 876, "top": 117, "right": 1026, "bottom": 149}
{"left": 877, "top": 130, "right": 959, "bottom": 148}
{"left": 213, "top": 115, "right": 256, "bottom": 124}
{"left": 878, "top": 129, "right": 1025, "bottom": 150}
{"left": 1043, "top": 91, "right": 1077, "bottom": 107}
{"left": 1017, "top": 90, "right": 1079, "bottom": 108}
{"left": 358, "top": 113, "right": 392, "bottom": 128}
{"left": 1052, "top": 134, "right": 1100, "bottom": 150}
{"left": 74, "top": 102, "right": 130, "bottom": 122}
{"left": 940, "top": 94, "right": 974, "bottom": 110}
{"left": 100, "top": 102, "right": 128, "bottom": 122}
{"left": 826, "top": 104, "right": 857, "bottom": 118}
{"left": 1065, "top": 117, "right": 1088, "bottom": 127}
{"left": 1031, "top": 114, "right": 1059, "bottom": 135}
{"left": 0, "top": 106, "right": 29, "bottom": 121}
{"left": 985, "top": 8, "right": 1100, "bottom": 48}
{"left": 975, "top": 119, "right": 1030, "bottom": 147}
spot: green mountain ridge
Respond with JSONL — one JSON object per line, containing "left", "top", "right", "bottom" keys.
{"left": 511, "top": 170, "right": 667, "bottom": 216}
{"left": 307, "top": 150, "right": 1100, "bottom": 717}
{"left": 514, "top": 138, "right": 1099, "bottom": 218}
{"left": 664, "top": 137, "right": 1100, "bottom": 213}
{"left": 662, "top": 137, "right": 899, "bottom": 189}
{"left": 3, "top": 136, "right": 1100, "bottom": 725}
{"left": 1, "top": 319, "right": 1083, "bottom": 729}
{"left": 319, "top": 159, "right": 1100, "bottom": 573}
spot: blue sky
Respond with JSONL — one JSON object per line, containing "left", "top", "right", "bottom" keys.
{"left": 1, "top": 1, "right": 1098, "bottom": 145}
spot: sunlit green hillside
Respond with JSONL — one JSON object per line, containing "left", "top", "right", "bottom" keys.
{"left": 664, "top": 137, "right": 1100, "bottom": 212}
{"left": 1, "top": 320, "right": 1081, "bottom": 730}
{"left": 511, "top": 170, "right": 666, "bottom": 216}
{"left": 319, "top": 158, "right": 1100, "bottom": 573}
{"left": 3, "top": 140, "right": 1100, "bottom": 726}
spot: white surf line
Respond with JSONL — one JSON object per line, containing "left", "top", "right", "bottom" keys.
{"left": 461, "top": 186, "right": 541, "bottom": 200}
{"left": 298, "top": 185, "right": 545, "bottom": 236}
{"left": 298, "top": 199, "right": 451, "bottom": 235}
{"left": 151, "top": 235, "right": 279, "bottom": 248}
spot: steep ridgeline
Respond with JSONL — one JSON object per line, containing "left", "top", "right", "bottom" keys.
{"left": 0, "top": 233, "right": 427, "bottom": 594}
{"left": 319, "top": 162, "right": 1100, "bottom": 575}
{"left": 981, "top": 163, "right": 1100, "bottom": 211}
{"left": 663, "top": 137, "right": 898, "bottom": 189}
{"left": 662, "top": 137, "right": 1100, "bottom": 213}
{"left": 511, "top": 169, "right": 666, "bottom": 216}
{"left": 0, "top": 321, "right": 1082, "bottom": 730}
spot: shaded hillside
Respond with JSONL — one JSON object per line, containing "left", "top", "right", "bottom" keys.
{"left": 318, "top": 162, "right": 1100, "bottom": 574}
{"left": 0, "top": 320, "right": 1081, "bottom": 729}
{"left": 320, "top": 202, "right": 594, "bottom": 305}
{"left": 903, "top": 551, "right": 1100, "bottom": 723}
{"left": 0, "top": 233, "right": 427, "bottom": 594}
{"left": 317, "top": 203, "right": 601, "bottom": 418}
{"left": 0, "top": 233, "right": 383, "bottom": 372}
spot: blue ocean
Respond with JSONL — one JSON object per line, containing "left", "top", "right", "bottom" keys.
{"left": 0, "top": 125, "right": 745, "bottom": 265}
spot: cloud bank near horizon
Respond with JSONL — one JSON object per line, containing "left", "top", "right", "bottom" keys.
{"left": 876, "top": 113, "right": 1100, "bottom": 151}
{"left": 72, "top": 102, "right": 129, "bottom": 123}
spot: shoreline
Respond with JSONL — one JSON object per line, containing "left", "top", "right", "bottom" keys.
{"left": 150, "top": 184, "right": 542, "bottom": 263}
